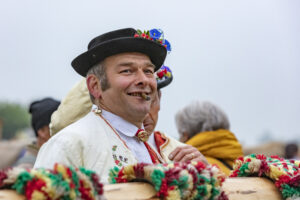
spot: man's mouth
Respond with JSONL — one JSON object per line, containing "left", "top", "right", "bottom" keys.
{"left": 128, "top": 92, "right": 151, "bottom": 101}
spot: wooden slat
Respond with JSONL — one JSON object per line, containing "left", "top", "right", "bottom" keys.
{"left": 0, "top": 177, "right": 283, "bottom": 200}
{"left": 104, "top": 182, "right": 158, "bottom": 200}
{"left": 222, "top": 177, "right": 282, "bottom": 200}
{"left": 0, "top": 190, "right": 25, "bottom": 200}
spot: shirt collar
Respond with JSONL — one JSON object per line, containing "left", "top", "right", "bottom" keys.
{"left": 101, "top": 109, "right": 143, "bottom": 137}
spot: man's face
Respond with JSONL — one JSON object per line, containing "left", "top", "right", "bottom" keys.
{"left": 143, "top": 91, "right": 161, "bottom": 133}
{"left": 99, "top": 52, "right": 157, "bottom": 125}
{"left": 37, "top": 125, "right": 50, "bottom": 148}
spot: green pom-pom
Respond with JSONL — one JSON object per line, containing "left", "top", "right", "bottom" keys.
{"left": 281, "top": 184, "right": 300, "bottom": 199}
{"left": 151, "top": 169, "right": 165, "bottom": 191}
{"left": 108, "top": 166, "right": 120, "bottom": 184}
{"left": 237, "top": 162, "right": 250, "bottom": 176}
{"left": 12, "top": 171, "right": 33, "bottom": 194}
{"left": 195, "top": 184, "right": 207, "bottom": 199}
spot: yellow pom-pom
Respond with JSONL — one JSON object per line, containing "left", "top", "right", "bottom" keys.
{"left": 31, "top": 191, "right": 46, "bottom": 200}
{"left": 123, "top": 165, "right": 136, "bottom": 180}
{"left": 269, "top": 165, "right": 286, "bottom": 180}
{"left": 166, "top": 189, "right": 181, "bottom": 200}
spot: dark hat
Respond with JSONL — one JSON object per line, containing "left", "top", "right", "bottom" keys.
{"left": 71, "top": 28, "right": 168, "bottom": 77}
{"left": 29, "top": 98, "right": 60, "bottom": 136}
{"left": 156, "top": 66, "right": 173, "bottom": 90}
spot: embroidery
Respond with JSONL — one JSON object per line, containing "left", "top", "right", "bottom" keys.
{"left": 112, "top": 145, "right": 128, "bottom": 167}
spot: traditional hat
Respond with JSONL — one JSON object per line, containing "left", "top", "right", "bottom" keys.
{"left": 71, "top": 28, "right": 169, "bottom": 77}
{"left": 29, "top": 98, "right": 60, "bottom": 136}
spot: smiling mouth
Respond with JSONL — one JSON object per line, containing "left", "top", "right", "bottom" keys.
{"left": 128, "top": 92, "right": 151, "bottom": 101}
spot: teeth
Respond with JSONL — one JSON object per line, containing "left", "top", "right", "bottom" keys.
{"left": 129, "top": 92, "right": 147, "bottom": 97}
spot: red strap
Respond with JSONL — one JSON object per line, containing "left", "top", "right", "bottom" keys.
{"left": 153, "top": 131, "right": 167, "bottom": 155}
{"left": 143, "top": 142, "right": 160, "bottom": 164}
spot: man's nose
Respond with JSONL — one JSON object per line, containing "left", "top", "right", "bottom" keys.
{"left": 135, "top": 69, "right": 149, "bottom": 86}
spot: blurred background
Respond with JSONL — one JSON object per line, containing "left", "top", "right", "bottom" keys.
{"left": 0, "top": 0, "right": 299, "bottom": 167}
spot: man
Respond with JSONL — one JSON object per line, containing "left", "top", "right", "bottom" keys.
{"left": 34, "top": 28, "right": 205, "bottom": 181}
{"left": 15, "top": 98, "right": 60, "bottom": 168}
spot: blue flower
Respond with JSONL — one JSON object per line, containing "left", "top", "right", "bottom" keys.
{"left": 163, "top": 39, "right": 171, "bottom": 52}
{"left": 149, "top": 29, "right": 162, "bottom": 40}
{"left": 161, "top": 65, "right": 172, "bottom": 73}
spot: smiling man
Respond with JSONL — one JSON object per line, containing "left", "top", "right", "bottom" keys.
{"left": 34, "top": 28, "right": 206, "bottom": 182}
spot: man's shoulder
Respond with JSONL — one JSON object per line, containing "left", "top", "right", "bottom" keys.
{"left": 51, "top": 112, "right": 109, "bottom": 141}
{"left": 61, "top": 112, "right": 104, "bottom": 132}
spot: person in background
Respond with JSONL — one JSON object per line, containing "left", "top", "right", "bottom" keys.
{"left": 285, "top": 143, "right": 300, "bottom": 160}
{"left": 15, "top": 98, "right": 60, "bottom": 168}
{"left": 175, "top": 101, "right": 243, "bottom": 175}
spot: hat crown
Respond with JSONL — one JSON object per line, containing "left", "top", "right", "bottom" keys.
{"left": 88, "top": 28, "right": 136, "bottom": 50}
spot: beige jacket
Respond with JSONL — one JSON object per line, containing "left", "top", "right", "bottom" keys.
{"left": 34, "top": 112, "right": 183, "bottom": 183}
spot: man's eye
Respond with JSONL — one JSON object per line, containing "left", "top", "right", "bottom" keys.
{"left": 120, "top": 69, "right": 131, "bottom": 73}
{"left": 145, "top": 69, "right": 154, "bottom": 74}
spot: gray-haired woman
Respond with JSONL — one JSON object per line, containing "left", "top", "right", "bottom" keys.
{"left": 175, "top": 101, "right": 243, "bottom": 175}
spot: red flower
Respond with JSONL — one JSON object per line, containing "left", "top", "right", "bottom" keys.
{"left": 157, "top": 71, "right": 165, "bottom": 79}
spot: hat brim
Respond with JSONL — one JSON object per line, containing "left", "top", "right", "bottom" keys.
{"left": 71, "top": 37, "right": 167, "bottom": 76}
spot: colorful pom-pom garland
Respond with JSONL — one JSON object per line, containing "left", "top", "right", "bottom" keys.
{"left": 0, "top": 163, "right": 103, "bottom": 200}
{"left": 230, "top": 154, "right": 300, "bottom": 200}
{"left": 108, "top": 161, "right": 228, "bottom": 200}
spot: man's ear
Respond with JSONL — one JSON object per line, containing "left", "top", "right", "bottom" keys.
{"left": 86, "top": 74, "right": 102, "bottom": 99}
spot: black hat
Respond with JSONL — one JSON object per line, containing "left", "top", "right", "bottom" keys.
{"left": 71, "top": 28, "right": 167, "bottom": 77}
{"left": 29, "top": 98, "right": 60, "bottom": 136}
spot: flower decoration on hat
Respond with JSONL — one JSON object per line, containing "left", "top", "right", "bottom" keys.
{"left": 156, "top": 65, "right": 173, "bottom": 90}
{"left": 0, "top": 164, "right": 104, "bottom": 200}
{"left": 109, "top": 161, "right": 228, "bottom": 200}
{"left": 230, "top": 154, "right": 300, "bottom": 200}
{"left": 134, "top": 28, "right": 171, "bottom": 52}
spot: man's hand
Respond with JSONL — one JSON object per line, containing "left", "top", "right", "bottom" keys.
{"left": 168, "top": 145, "right": 208, "bottom": 165}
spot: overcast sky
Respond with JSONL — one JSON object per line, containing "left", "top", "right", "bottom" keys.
{"left": 1, "top": 0, "right": 299, "bottom": 146}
